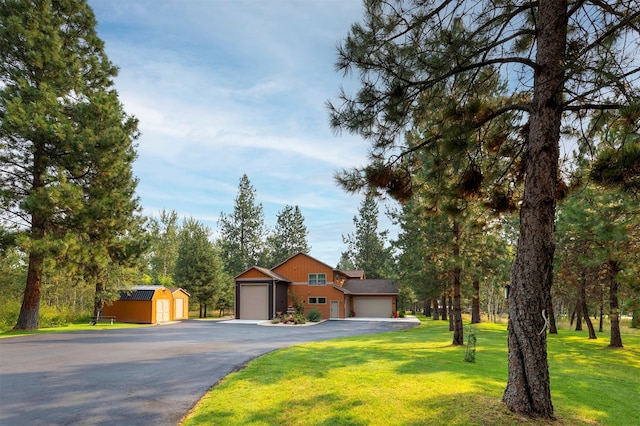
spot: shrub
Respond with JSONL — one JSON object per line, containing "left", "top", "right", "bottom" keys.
{"left": 293, "top": 313, "right": 306, "bottom": 324}
{"left": 399, "top": 310, "right": 406, "bottom": 318}
{"left": 307, "top": 309, "right": 321, "bottom": 322}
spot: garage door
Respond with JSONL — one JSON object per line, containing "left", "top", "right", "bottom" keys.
{"left": 354, "top": 297, "right": 392, "bottom": 318}
{"left": 239, "top": 284, "right": 269, "bottom": 320}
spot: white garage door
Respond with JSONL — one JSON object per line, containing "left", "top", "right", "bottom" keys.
{"left": 354, "top": 297, "right": 393, "bottom": 318}
{"left": 239, "top": 284, "right": 269, "bottom": 320}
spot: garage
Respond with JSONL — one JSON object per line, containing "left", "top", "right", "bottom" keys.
{"left": 354, "top": 297, "right": 394, "bottom": 318}
{"left": 239, "top": 284, "right": 269, "bottom": 320}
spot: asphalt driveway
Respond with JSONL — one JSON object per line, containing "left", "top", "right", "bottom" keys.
{"left": 0, "top": 319, "right": 417, "bottom": 425}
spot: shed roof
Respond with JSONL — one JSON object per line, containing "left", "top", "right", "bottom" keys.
{"left": 118, "top": 285, "right": 165, "bottom": 301}
{"left": 342, "top": 279, "right": 398, "bottom": 295}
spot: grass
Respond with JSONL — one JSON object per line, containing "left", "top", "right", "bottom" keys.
{"left": 181, "top": 317, "right": 640, "bottom": 426}
{"left": 0, "top": 320, "right": 146, "bottom": 338}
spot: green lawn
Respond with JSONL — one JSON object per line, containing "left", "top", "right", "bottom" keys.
{"left": 0, "top": 320, "right": 147, "bottom": 337}
{"left": 182, "top": 318, "right": 640, "bottom": 426}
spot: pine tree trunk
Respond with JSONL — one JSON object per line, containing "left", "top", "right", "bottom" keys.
{"left": 424, "top": 299, "right": 431, "bottom": 317}
{"left": 608, "top": 261, "right": 623, "bottom": 348}
{"left": 575, "top": 284, "right": 583, "bottom": 331}
{"left": 432, "top": 297, "right": 439, "bottom": 320}
{"left": 93, "top": 280, "right": 105, "bottom": 318}
{"left": 580, "top": 274, "right": 596, "bottom": 339}
{"left": 14, "top": 241, "right": 44, "bottom": 330}
{"left": 441, "top": 292, "right": 447, "bottom": 321}
{"left": 471, "top": 280, "right": 481, "bottom": 324}
{"left": 451, "top": 222, "right": 463, "bottom": 344}
{"left": 502, "top": 0, "right": 565, "bottom": 418}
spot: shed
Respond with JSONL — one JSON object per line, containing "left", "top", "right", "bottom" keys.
{"left": 103, "top": 285, "right": 174, "bottom": 324}
{"left": 170, "top": 288, "right": 190, "bottom": 320}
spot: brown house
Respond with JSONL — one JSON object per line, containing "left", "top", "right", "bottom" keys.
{"left": 234, "top": 253, "right": 398, "bottom": 320}
{"left": 103, "top": 285, "right": 189, "bottom": 324}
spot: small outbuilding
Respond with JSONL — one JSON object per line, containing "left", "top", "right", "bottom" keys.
{"left": 170, "top": 288, "right": 190, "bottom": 320}
{"left": 103, "top": 285, "right": 178, "bottom": 324}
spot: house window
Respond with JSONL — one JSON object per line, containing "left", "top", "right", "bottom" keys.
{"left": 308, "top": 273, "right": 326, "bottom": 285}
{"left": 308, "top": 297, "right": 327, "bottom": 304}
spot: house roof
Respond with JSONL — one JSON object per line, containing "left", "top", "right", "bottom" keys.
{"left": 118, "top": 285, "right": 165, "bottom": 301}
{"left": 342, "top": 279, "right": 398, "bottom": 295}
{"left": 235, "top": 266, "right": 291, "bottom": 282}
{"left": 338, "top": 270, "right": 366, "bottom": 279}
{"left": 270, "top": 252, "right": 335, "bottom": 272}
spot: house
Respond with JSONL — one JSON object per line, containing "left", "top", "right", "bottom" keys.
{"left": 234, "top": 252, "right": 398, "bottom": 320}
{"left": 102, "top": 285, "right": 190, "bottom": 324}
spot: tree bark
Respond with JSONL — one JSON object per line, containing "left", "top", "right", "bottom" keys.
{"left": 575, "top": 284, "right": 583, "bottom": 331}
{"left": 14, "top": 237, "right": 44, "bottom": 330}
{"left": 503, "top": 0, "right": 566, "bottom": 418}
{"left": 580, "top": 273, "right": 597, "bottom": 339}
{"left": 451, "top": 222, "right": 463, "bottom": 344}
{"left": 13, "top": 162, "right": 46, "bottom": 331}
{"left": 441, "top": 291, "right": 447, "bottom": 321}
{"left": 432, "top": 297, "right": 440, "bottom": 320}
{"left": 608, "top": 260, "right": 623, "bottom": 348}
{"left": 471, "top": 279, "right": 481, "bottom": 324}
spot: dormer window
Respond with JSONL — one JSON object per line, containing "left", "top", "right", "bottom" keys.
{"left": 308, "top": 273, "right": 326, "bottom": 285}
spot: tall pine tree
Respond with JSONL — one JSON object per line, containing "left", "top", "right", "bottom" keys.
{"left": 265, "top": 205, "right": 310, "bottom": 266}
{"left": 342, "top": 193, "right": 392, "bottom": 279}
{"left": 1, "top": 0, "right": 140, "bottom": 330}
{"left": 218, "top": 174, "right": 267, "bottom": 276}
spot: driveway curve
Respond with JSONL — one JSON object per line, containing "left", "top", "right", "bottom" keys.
{"left": 0, "top": 319, "right": 417, "bottom": 425}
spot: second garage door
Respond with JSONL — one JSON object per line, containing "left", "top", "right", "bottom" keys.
{"left": 239, "top": 284, "right": 269, "bottom": 320}
{"left": 354, "top": 297, "right": 393, "bottom": 318}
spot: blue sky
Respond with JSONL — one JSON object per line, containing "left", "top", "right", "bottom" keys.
{"left": 88, "top": 0, "right": 397, "bottom": 266}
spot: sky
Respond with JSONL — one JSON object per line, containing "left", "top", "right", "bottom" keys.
{"left": 87, "top": 0, "right": 397, "bottom": 267}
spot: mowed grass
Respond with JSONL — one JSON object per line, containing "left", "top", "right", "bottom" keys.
{"left": 0, "top": 320, "right": 146, "bottom": 338}
{"left": 182, "top": 317, "right": 640, "bottom": 426}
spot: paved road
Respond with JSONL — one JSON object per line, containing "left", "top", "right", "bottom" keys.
{"left": 0, "top": 319, "right": 417, "bottom": 425}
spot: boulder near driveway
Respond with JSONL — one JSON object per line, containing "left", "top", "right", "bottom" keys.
{"left": 0, "top": 319, "right": 416, "bottom": 425}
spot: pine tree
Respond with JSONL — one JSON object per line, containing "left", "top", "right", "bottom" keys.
{"left": 265, "top": 205, "right": 310, "bottom": 266}
{"left": 342, "top": 193, "right": 392, "bottom": 279}
{"left": 328, "top": 0, "right": 640, "bottom": 417}
{"left": 147, "top": 209, "right": 181, "bottom": 285}
{"left": 174, "top": 218, "right": 221, "bottom": 318}
{"left": 218, "top": 174, "right": 267, "bottom": 277}
{"left": 1, "top": 0, "right": 140, "bottom": 330}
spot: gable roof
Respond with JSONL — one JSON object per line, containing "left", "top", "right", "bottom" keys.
{"left": 338, "top": 270, "right": 366, "bottom": 279}
{"left": 169, "top": 288, "right": 190, "bottom": 296}
{"left": 235, "top": 266, "right": 291, "bottom": 282}
{"left": 342, "top": 279, "right": 398, "bottom": 295}
{"left": 118, "top": 285, "right": 164, "bottom": 301}
{"left": 270, "top": 252, "right": 335, "bottom": 272}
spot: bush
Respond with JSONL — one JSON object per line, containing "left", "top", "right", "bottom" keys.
{"left": 399, "top": 310, "right": 406, "bottom": 318}
{"left": 307, "top": 309, "right": 321, "bottom": 322}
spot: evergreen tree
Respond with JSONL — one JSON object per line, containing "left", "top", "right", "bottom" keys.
{"left": 218, "top": 174, "right": 267, "bottom": 276}
{"left": 328, "top": 0, "right": 640, "bottom": 417}
{"left": 174, "top": 218, "right": 221, "bottom": 318}
{"left": 1, "top": 0, "right": 140, "bottom": 330}
{"left": 147, "top": 209, "right": 181, "bottom": 285}
{"left": 342, "top": 193, "right": 392, "bottom": 279}
{"left": 265, "top": 205, "right": 310, "bottom": 266}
